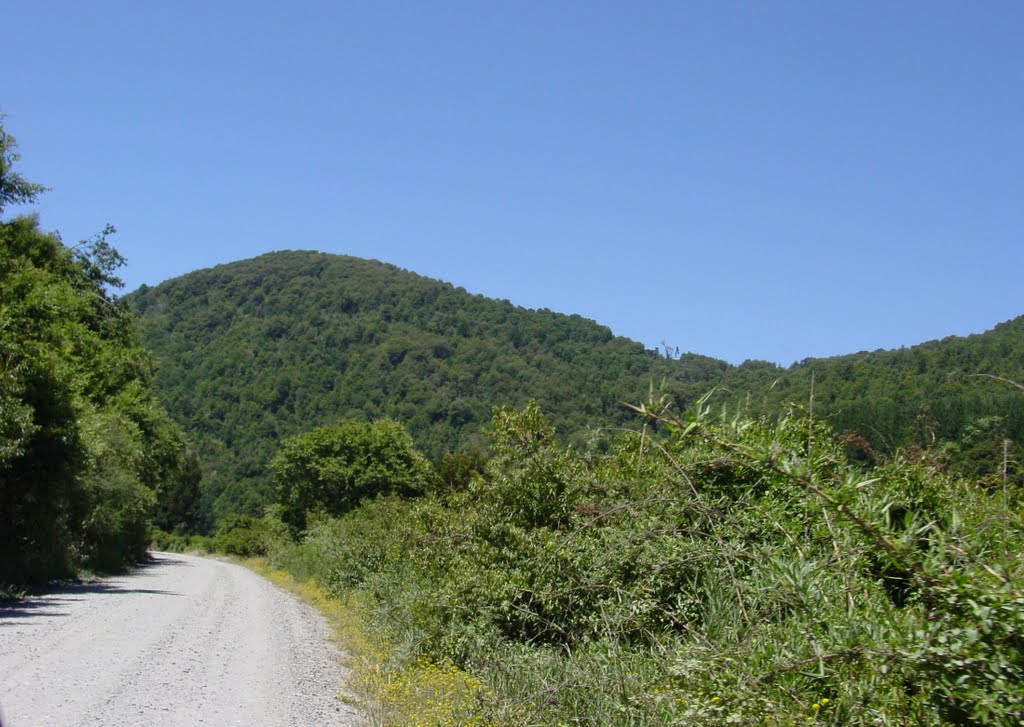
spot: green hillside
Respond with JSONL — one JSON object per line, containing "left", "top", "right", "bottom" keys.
{"left": 128, "top": 250, "right": 707, "bottom": 525}
{"left": 720, "top": 317, "right": 1024, "bottom": 483}
{"left": 129, "top": 249, "right": 1024, "bottom": 528}
{"left": 129, "top": 247, "right": 1024, "bottom": 720}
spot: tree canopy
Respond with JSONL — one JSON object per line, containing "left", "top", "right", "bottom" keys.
{"left": 0, "top": 119, "right": 199, "bottom": 584}
{"left": 127, "top": 250, "right": 693, "bottom": 526}
{"left": 271, "top": 417, "right": 433, "bottom": 531}
{"left": 0, "top": 117, "right": 47, "bottom": 214}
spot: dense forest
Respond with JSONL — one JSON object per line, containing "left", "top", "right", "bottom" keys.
{"left": 127, "top": 251, "right": 701, "bottom": 526}
{"left": 721, "top": 318, "right": 1024, "bottom": 461}
{"left": 0, "top": 120, "right": 199, "bottom": 586}
{"left": 128, "top": 250, "right": 1024, "bottom": 529}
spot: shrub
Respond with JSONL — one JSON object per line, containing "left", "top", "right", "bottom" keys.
{"left": 211, "top": 514, "right": 284, "bottom": 557}
{"left": 265, "top": 401, "right": 1024, "bottom": 725}
{"left": 271, "top": 418, "right": 434, "bottom": 531}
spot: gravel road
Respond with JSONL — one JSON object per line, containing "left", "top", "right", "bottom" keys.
{"left": 0, "top": 552, "right": 362, "bottom": 726}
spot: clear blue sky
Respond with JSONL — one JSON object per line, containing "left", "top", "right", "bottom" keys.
{"left": 4, "top": 1, "right": 1021, "bottom": 365}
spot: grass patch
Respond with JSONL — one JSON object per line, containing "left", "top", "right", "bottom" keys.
{"left": 0, "top": 582, "right": 27, "bottom": 602}
{"left": 243, "top": 557, "right": 493, "bottom": 727}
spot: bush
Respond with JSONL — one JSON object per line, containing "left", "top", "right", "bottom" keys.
{"left": 149, "top": 528, "right": 189, "bottom": 553}
{"left": 271, "top": 418, "right": 434, "bottom": 531}
{"left": 211, "top": 514, "right": 285, "bottom": 557}
{"left": 264, "top": 401, "right": 1024, "bottom": 725}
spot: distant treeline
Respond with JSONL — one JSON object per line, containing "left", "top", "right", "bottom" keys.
{"left": 718, "top": 319, "right": 1024, "bottom": 500}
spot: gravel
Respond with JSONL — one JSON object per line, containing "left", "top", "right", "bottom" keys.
{"left": 0, "top": 552, "right": 363, "bottom": 726}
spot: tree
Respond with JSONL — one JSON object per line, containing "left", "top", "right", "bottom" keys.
{"left": 0, "top": 116, "right": 46, "bottom": 214}
{"left": 1, "top": 115, "right": 201, "bottom": 583}
{"left": 271, "top": 418, "right": 433, "bottom": 531}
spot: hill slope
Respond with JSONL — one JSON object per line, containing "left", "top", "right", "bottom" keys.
{"left": 722, "top": 317, "right": 1024, "bottom": 460}
{"left": 128, "top": 251, "right": 704, "bottom": 524}
{"left": 129, "top": 250, "right": 1024, "bottom": 526}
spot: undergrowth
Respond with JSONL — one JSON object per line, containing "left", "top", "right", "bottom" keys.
{"left": 222, "top": 396, "right": 1022, "bottom": 725}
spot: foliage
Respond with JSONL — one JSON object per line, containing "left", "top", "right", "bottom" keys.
{"left": 78, "top": 408, "right": 157, "bottom": 570}
{"left": 436, "top": 446, "right": 489, "bottom": 494}
{"left": 127, "top": 247, "right": 1024, "bottom": 529}
{"left": 719, "top": 319, "right": 1024, "bottom": 472}
{"left": 210, "top": 513, "right": 284, "bottom": 556}
{"left": 126, "top": 251, "right": 687, "bottom": 527}
{"left": 0, "top": 117, "right": 199, "bottom": 584}
{"left": 0, "top": 117, "right": 47, "bottom": 214}
{"left": 245, "top": 560, "right": 493, "bottom": 727}
{"left": 265, "top": 400, "right": 1024, "bottom": 725}
{"left": 148, "top": 528, "right": 192, "bottom": 553}
{"left": 270, "top": 418, "right": 434, "bottom": 531}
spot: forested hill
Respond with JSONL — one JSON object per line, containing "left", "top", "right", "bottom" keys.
{"left": 128, "top": 250, "right": 708, "bottom": 524}
{"left": 129, "top": 249, "right": 1023, "bottom": 527}
{"left": 720, "top": 316, "right": 1024, "bottom": 460}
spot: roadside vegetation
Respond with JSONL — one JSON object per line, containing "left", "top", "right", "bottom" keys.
{"left": 0, "top": 118, "right": 200, "bottom": 587}
{"left": 175, "top": 395, "right": 1023, "bottom": 725}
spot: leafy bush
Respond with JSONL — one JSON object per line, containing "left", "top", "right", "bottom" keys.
{"left": 271, "top": 418, "right": 434, "bottom": 531}
{"left": 211, "top": 514, "right": 287, "bottom": 557}
{"left": 149, "top": 528, "right": 190, "bottom": 553}
{"left": 265, "top": 400, "right": 1024, "bottom": 725}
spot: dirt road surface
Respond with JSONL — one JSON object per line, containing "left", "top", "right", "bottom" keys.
{"left": 0, "top": 552, "right": 362, "bottom": 726}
